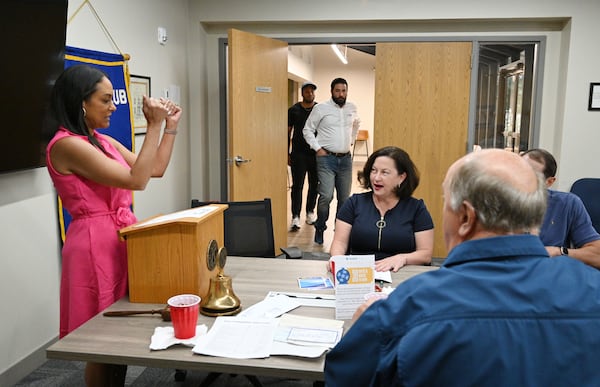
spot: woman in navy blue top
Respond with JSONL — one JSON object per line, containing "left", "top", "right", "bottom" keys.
{"left": 330, "top": 146, "right": 434, "bottom": 272}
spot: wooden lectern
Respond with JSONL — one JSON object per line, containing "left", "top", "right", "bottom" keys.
{"left": 118, "top": 204, "right": 228, "bottom": 303}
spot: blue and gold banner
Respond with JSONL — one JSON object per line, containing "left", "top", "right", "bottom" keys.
{"left": 58, "top": 46, "right": 134, "bottom": 241}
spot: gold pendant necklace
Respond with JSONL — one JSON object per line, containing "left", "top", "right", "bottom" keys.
{"left": 376, "top": 216, "right": 386, "bottom": 250}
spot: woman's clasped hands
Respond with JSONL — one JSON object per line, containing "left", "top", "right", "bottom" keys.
{"left": 142, "top": 95, "right": 181, "bottom": 128}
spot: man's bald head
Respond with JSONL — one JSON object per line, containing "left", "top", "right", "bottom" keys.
{"left": 460, "top": 149, "right": 540, "bottom": 193}
{"left": 442, "top": 149, "right": 547, "bottom": 250}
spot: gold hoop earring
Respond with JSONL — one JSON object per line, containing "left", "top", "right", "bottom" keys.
{"left": 82, "top": 107, "right": 87, "bottom": 117}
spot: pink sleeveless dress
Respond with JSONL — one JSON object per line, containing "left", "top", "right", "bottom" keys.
{"left": 46, "top": 128, "right": 137, "bottom": 338}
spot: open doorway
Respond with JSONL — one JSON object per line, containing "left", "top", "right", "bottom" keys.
{"left": 286, "top": 45, "right": 375, "bottom": 254}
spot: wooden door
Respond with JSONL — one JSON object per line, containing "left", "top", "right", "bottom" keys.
{"left": 374, "top": 42, "right": 472, "bottom": 258}
{"left": 228, "top": 29, "right": 288, "bottom": 254}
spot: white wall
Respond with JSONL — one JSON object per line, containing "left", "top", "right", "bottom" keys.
{"left": 288, "top": 46, "right": 315, "bottom": 84}
{"left": 0, "top": 1, "right": 191, "bottom": 384}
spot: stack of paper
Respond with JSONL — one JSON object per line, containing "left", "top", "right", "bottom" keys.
{"left": 192, "top": 317, "right": 278, "bottom": 359}
{"left": 191, "top": 313, "right": 344, "bottom": 359}
{"left": 271, "top": 314, "right": 344, "bottom": 358}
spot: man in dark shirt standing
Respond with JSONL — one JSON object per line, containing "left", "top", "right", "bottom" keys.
{"left": 288, "top": 81, "right": 318, "bottom": 231}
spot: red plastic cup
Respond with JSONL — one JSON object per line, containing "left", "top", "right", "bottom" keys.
{"left": 167, "top": 294, "right": 201, "bottom": 339}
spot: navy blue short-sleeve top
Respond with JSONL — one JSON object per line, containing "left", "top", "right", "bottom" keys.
{"left": 337, "top": 191, "right": 434, "bottom": 260}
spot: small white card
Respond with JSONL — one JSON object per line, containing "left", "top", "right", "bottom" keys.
{"left": 298, "top": 276, "right": 334, "bottom": 289}
{"left": 374, "top": 270, "right": 392, "bottom": 283}
{"left": 330, "top": 255, "right": 375, "bottom": 320}
{"left": 274, "top": 313, "right": 344, "bottom": 348}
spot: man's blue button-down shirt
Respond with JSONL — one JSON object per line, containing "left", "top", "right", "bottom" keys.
{"left": 325, "top": 235, "right": 600, "bottom": 387}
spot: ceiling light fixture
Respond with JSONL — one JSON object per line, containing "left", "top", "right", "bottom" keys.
{"left": 331, "top": 44, "right": 348, "bottom": 65}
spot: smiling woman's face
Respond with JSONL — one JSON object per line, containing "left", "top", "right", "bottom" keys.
{"left": 83, "top": 76, "right": 116, "bottom": 131}
{"left": 369, "top": 156, "right": 406, "bottom": 199}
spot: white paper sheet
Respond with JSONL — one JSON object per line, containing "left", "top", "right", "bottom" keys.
{"left": 274, "top": 314, "right": 344, "bottom": 348}
{"left": 265, "top": 291, "right": 336, "bottom": 308}
{"left": 374, "top": 270, "right": 392, "bottom": 283}
{"left": 238, "top": 294, "right": 302, "bottom": 318}
{"left": 269, "top": 341, "right": 330, "bottom": 358}
{"left": 278, "top": 313, "right": 344, "bottom": 330}
{"left": 133, "top": 206, "right": 218, "bottom": 228}
{"left": 192, "top": 317, "right": 278, "bottom": 359}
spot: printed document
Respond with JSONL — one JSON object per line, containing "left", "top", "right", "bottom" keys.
{"left": 330, "top": 255, "right": 375, "bottom": 319}
{"left": 133, "top": 205, "right": 218, "bottom": 227}
{"left": 192, "top": 316, "right": 277, "bottom": 359}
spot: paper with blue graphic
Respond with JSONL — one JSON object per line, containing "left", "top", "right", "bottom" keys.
{"left": 330, "top": 255, "right": 375, "bottom": 320}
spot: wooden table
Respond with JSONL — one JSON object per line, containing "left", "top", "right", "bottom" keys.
{"left": 46, "top": 257, "right": 437, "bottom": 381}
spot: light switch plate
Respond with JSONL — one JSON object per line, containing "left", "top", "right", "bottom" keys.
{"left": 157, "top": 27, "right": 167, "bottom": 45}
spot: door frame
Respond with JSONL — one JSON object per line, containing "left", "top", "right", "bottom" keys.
{"left": 216, "top": 35, "right": 546, "bottom": 199}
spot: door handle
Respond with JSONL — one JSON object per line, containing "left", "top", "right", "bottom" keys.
{"left": 226, "top": 155, "right": 252, "bottom": 166}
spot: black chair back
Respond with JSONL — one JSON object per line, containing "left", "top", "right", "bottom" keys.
{"left": 570, "top": 178, "right": 600, "bottom": 234}
{"left": 191, "top": 198, "right": 276, "bottom": 257}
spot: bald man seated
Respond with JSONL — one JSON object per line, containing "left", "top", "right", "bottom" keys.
{"left": 522, "top": 148, "right": 600, "bottom": 269}
{"left": 325, "top": 149, "right": 600, "bottom": 387}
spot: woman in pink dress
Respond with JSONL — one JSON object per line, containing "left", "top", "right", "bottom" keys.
{"left": 44, "top": 65, "right": 181, "bottom": 386}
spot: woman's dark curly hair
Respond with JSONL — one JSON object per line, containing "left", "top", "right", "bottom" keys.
{"left": 357, "top": 146, "right": 420, "bottom": 200}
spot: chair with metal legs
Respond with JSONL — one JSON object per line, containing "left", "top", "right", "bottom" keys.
{"left": 352, "top": 129, "right": 369, "bottom": 159}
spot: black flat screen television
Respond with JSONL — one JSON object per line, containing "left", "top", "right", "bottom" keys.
{"left": 0, "top": 0, "right": 68, "bottom": 174}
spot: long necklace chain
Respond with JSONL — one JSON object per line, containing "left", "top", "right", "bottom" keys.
{"left": 376, "top": 216, "right": 386, "bottom": 250}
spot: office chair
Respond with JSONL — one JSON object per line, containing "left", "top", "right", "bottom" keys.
{"left": 223, "top": 199, "right": 276, "bottom": 257}
{"left": 192, "top": 198, "right": 301, "bottom": 259}
{"left": 192, "top": 200, "right": 274, "bottom": 258}
{"left": 570, "top": 178, "right": 600, "bottom": 234}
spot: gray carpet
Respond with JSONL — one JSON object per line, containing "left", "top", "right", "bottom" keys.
{"left": 15, "top": 360, "right": 318, "bottom": 386}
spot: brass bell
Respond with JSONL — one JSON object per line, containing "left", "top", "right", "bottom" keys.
{"left": 200, "top": 272, "right": 242, "bottom": 317}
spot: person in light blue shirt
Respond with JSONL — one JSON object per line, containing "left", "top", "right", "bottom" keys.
{"left": 325, "top": 149, "right": 600, "bottom": 387}
{"left": 522, "top": 148, "right": 600, "bottom": 268}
